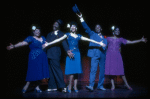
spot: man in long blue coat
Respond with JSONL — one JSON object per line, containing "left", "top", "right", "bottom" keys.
{"left": 46, "top": 19, "right": 73, "bottom": 92}
{"left": 77, "top": 14, "right": 107, "bottom": 91}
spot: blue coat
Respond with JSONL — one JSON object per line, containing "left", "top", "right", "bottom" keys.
{"left": 46, "top": 30, "right": 69, "bottom": 60}
{"left": 81, "top": 22, "right": 107, "bottom": 58}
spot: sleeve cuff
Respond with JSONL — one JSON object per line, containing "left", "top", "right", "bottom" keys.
{"left": 80, "top": 18, "right": 84, "bottom": 22}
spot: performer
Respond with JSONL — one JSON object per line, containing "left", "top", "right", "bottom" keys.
{"left": 43, "top": 21, "right": 106, "bottom": 93}
{"left": 76, "top": 13, "right": 108, "bottom": 91}
{"left": 6, "top": 26, "right": 50, "bottom": 93}
{"left": 105, "top": 26, "right": 147, "bottom": 91}
{"left": 45, "top": 19, "right": 74, "bottom": 93}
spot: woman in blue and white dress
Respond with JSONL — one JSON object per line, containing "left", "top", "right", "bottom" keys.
{"left": 43, "top": 21, "right": 106, "bottom": 93}
{"left": 7, "top": 26, "right": 50, "bottom": 93}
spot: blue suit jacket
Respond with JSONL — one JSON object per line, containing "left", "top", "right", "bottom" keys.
{"left": 46, "top": 30, "right": 69, "bottom": 60}
{"left": 81, "top": 21, "right": 107, "bottom": 58}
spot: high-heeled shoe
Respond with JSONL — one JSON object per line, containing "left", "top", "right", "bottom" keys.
{"left": 68, "top": 89, "right": 71, "bottom": 93}
{"left": 22, "top": 89, "right": 27, "bottom": 93}
{"left": 67, "top": 86, "right": 71, "bottom": 93}
{"left": 73, "top": 87, "right": 78, "bottom": 93}
{"left": 34, "top": 88, "right": 42, "bottom": 93}
{"left": 111, "top": 87, "right": 115, "bottom": 91}
{"left": 111, "top": 88, "right": 115, "bottom": 91}
{"left": 128, "top": 87, "right": 133, "bottom": 90}
{"left": 124, "top": 85, "right": 133, "bottom": 90}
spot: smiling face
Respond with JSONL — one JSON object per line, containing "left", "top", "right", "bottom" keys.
{"left": 114, "top": 28, "right": 120, "bottom": 36}
{"left": 53, "top": 22, "right": 60, "bottom": 31}
{"left": 33, "top": 29, "right": 41, "bottom": 37}
{"left": 70, "top": 25, "right": 77, "bottom": 33}
{"left": 95, "top": 24, "right": 102, "bottom": 33}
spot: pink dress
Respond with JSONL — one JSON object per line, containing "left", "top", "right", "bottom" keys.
{"left": 105, "top": 37, "right": 127, "bottom": 75}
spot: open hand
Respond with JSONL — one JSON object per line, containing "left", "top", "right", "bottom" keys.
{"left": 141, "top": 36, "right": 147, "bottom": 43}
{"left": 67, "top": 50, "right": 74, "bottom": 59}
{"left": 99, "top": 41, "right": 106, "bottom": 47}
{"left": 42, "top": 42, "right": 48, "bottom": 49}
{"left": 6, "top": 43, "right": 14, "bottom": 50}
{"left": 76, "top": 13, "right": 82, "bottom": 19}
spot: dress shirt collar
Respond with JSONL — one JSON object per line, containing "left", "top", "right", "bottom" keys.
{"left": 54, "top": 30, "right": 59, "bottom": 35}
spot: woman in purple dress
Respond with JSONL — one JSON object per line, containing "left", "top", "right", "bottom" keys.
{"left": 105, "top": 26, "right": 147, "bottom": 91}
{"left": 7, "top": 26, "right": 50, "bottom": 93}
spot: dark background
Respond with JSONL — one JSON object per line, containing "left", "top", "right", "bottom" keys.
{"left": 4, "top": 1, "right": 148, "bottom": 90}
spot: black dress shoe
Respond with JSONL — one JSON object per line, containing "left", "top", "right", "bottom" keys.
{"left": 46, "top": 88, "right": 57, "bottom": 92}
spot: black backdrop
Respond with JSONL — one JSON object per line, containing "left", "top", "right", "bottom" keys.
{"left": 4, "top": 1, "right": 148, "bottom": 90}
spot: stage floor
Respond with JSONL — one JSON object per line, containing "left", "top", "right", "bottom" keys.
{"left": 6, "top": 82, "right": 148, "bottom": 98}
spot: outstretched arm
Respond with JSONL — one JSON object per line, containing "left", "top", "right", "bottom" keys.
{"left": 80, "top": 36, "right": 106, "bottom": 47}
{"left": 7, "top": 41, "right": 28, "bottom": 50}
{"left": 43, "top": 34, "right": 74, "bottom": 59}
{"left": 76, "top": 13, "right": 93, "bottom": 36}
{"left": 42, "top": 34, "right": 67, "bottom": 49}
{"left": 126, "top": 36, "right": 147, "bottom": 44}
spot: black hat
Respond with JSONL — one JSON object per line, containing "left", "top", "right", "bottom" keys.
{"left": 72, "top": 4, "right": 80, "bottom": 14}
{"left": 56, "top": 19, "right": 64, "bottom": 26}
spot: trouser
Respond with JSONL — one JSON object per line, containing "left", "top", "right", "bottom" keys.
{"left": 89, "top": 55, "right": 105, "bottom": 88}
{"left": 48, "top": 58, "right": 66, "bottom": 89}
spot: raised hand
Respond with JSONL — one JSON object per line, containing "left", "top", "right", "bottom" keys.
{"left": 76, "top": 13, "right": 82, "bottom": 19}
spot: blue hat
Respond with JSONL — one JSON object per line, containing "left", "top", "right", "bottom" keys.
{"left": 72, "top": 4, "right": 80, "bottom": 14}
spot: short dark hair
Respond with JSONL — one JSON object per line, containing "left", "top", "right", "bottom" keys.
{"left": 95, "top": 24, "right": 102, "bottom": 28}
{"left": 112, "top": 26, "right": 120, "bottom": 32}
{"left": 31, "top": 26, "right": 41, "bottom": 36}
{"left": 70, "top": 21, "right": 78, "bottom": 27}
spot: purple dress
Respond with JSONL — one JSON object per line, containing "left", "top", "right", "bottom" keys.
{"left": 105, "top": 37, "right": 127, "bottom": 76}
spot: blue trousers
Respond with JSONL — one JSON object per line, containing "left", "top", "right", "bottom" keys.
{"left": 89, "top": 54, "right": 106, "bottom": 88}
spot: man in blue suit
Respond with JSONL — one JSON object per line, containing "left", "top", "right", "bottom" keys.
{"left": 46, "top": 19, "right": 74, "bottom": 92}
{"left": 77, "top": 14, "right": 107, "bottom": 91}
